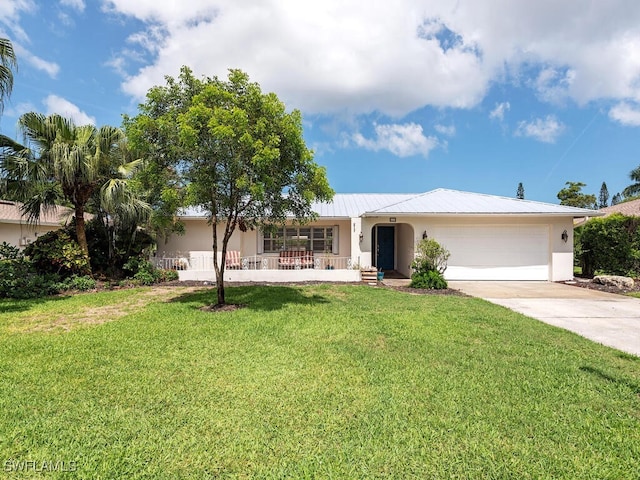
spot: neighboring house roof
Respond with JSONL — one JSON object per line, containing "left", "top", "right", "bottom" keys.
{"left": 0, "top": 200, "right": 73, "bottom": 226}
{"left": 181, "top": 189, "right": 599, "bottom": 219}
{"left": 597, "top": 198, "right": 640, "bottom": 217}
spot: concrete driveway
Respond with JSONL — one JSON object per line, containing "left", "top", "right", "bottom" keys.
{"left": 449, "top": 281, "right": 640, "bottom": 357}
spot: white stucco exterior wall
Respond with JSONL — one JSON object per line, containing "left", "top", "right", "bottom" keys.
{"left": 0, "top": 222, "right": 60, "bottom": 249}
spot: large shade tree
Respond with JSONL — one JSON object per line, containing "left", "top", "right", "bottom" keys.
{"left": 126, "top": 67, "right": 334, "bottom": 305}
{"left": 0, "top": 113, "right": 146, "bottom": 260}
{"left": 0, "top": 37, "right": 17, "bottom": 113}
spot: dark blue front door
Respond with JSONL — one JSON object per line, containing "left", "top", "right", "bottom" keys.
{"left": 376, "top": 226, "right": 395, "bottom": 270}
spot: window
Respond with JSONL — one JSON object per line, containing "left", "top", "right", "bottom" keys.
{"left": 263, "top": 226, "right": 336, "bottom": 253}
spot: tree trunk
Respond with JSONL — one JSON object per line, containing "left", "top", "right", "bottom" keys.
{"left": 75, "top": 204, "right": 90, "bottom": 260}
{"left": 217, "top": 277, "right": 225, "bottom": 305}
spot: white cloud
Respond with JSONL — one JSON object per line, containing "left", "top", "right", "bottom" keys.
{"left": 0, "top": 0, "right": 35, "bottom": 42}
{"left": 12, "top": 43, "right": 59, "bottom": 78}
{"left": 489, "top": 102, "right": 510, "bottom": 121}
{"left": 353, "top": 123, "right": 438, "bottom": 157}
{"left": 434, "top": 124, "right": 455, "bottom": 136}
{"left": 60, "top": 0, "right": 85, "bottom": 12}
{"left": 515, "top": 115, "right": 565, "bottom": 143}
{"left": 609, "top": 102, "right": 640, "bottom": 126}
{"left": 4, "top": 101, "right": 36, "bottom": 118}
{"left": 100, "top": 0, "right": 640, "bottom": 117}
{"left": 43, "top": 95, "right": 95, "bottom": 126}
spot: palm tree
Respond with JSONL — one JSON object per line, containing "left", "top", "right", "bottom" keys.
{"left": 0, "top": 38, "right": 17, "bottom": 112}
{"left": 623, "top": 165, "right": 640, "bottom": 198}
{"left": 0, "top": 113, "right": 148, "bottom": 260}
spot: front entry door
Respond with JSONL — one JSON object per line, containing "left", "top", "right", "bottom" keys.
{"left": 376, "top": 226, "right": 395, "bottom": 270}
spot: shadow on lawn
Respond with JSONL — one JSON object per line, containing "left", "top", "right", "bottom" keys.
{"left": 580, "top": 365, "right": 640, "bottom": 394}
{"left": 0, "top": 296, "right": 67, "bottom": 315}
{"left": 170, "top": 285, "right": 330, "bottom": 312}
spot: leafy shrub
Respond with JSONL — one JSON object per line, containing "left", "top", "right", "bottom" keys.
{"left": 411, "top": 238, "right": 451, "bottom": 275}
{"left": 157, "top": 269, "right": 179, "bottom": 282}
{"left": 24, "top": 230, "right": 90, "bottom": 278}
{"left": 579, "top": 214, "right": 640, "bottom": 277}
{"left": 409, "top": 270, "right": 448, "bottom": 290}
{"left": 0, "top": 257, "right": 61, "bottom": 299}
{"left": 0, "top": 241, "right": 21, "bottom": 260}
{"left": 61, "top": 275, "right": 97, "bottom": 291}
{"left": 124, "top": 257, "right": 177, "bottom": 285}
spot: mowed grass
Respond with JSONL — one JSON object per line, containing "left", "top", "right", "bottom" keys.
{"left": 0, "top": 285, "right": 639, "bottom": 479}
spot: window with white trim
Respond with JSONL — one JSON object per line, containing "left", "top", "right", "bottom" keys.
{"left": 262, "top": 226, "right": 336, "bottom": 253}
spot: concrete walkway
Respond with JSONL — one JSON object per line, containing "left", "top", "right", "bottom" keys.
{"left": 449, "top": 281, "right": 640, "bottom": 357}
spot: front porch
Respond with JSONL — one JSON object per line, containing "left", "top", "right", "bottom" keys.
{"left": 154, "top": 253, "right": 361, "bottom": 283}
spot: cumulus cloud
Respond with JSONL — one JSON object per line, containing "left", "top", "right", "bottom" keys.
{"left": 44, "top": 95, "right": 95, "bottom": 125}
{"left": 100, "top": 0, "right": 640, "bottom": 118}
{"left": 515, "top": 115, "right": 565, "bottom": 143}
{"left": 609, "top": 102, "right": 640, "bottom": 126}
{"left": 489, "top": 102, "right": 510, "bottom": 121}
{"left": 353, "top": 123, "right": 438, "bottom": 157}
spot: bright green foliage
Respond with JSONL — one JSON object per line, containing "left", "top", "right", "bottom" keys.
{"left": 409, "top": 270, "right": 448, "bottom": 289}
{"left": 0, "top": 241, "right": 20, "bottom": 260}
{"left": 410, "top": 238, "right": 450, "bottom": 290}
{"left": 0, "top": 37, "right": 17, "bottom": 113}
{"left": 61, "top": 275, "right": 97, "bottom": 291}
{"left": 578, "top": 214, "right": 640, "bottom": 276}
{"left": 0, "top": 114, "right": 148, "bottom": 262}
{"left": 623, "top": 165, "right": 640, "bottom": 198}
{"left": 0, "top": 285, "right": 638, "bottom": 477}
{"left": 123, "top": 257, "right": 178, "bottom": 285}
{"left": 557, "top": 181, "right": 597, "bottom": 208}
{"left": 127, "top": 67, "right": 334, "bottom": 305}
{"left": 24, "top": 230, "right": 90, "bottom": 277}
{"left": 411, "top": 238, "right": 451, "bottom": 275}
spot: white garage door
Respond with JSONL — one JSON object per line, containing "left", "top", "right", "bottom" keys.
{"left": 431, "top": 225, "right": 549, "bottom": 280}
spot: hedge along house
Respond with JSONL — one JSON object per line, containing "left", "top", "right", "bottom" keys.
{"left": 154, "top": 189, "right": 600, "bottom": 282}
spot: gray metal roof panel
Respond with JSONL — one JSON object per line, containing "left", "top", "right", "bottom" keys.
{"left": 368, "top": 189, "right": 600, "bottom": 216}
{"left": 179, "top": 189, "right": 600, "bottom": 219}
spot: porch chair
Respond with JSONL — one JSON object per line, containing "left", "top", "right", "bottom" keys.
{"left": 225, "top": 250, "right": 242, "bottom": 269}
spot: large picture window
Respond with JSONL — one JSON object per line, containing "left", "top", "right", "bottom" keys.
{"left": 263, "top": 226, "right": 336, "bottom": 253}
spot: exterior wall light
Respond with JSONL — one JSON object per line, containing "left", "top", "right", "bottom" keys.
{"left": 422, "top": 230, "right": 428, "bottom": 240}
{"left": 359, "top": 231, "right": 364, "bottom": 243}
{"left": 561, "top": 230, "right": 568, "bottom": 243}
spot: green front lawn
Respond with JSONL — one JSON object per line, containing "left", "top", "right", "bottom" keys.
{"left": 0, "top": 285, "right": 638, "bottom": 478}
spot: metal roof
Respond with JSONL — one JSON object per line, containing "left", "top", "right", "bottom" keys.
{"left": 180, "top": 189, "right": 600, "bottom": 219}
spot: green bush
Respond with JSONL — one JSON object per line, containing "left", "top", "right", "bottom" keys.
{"left": 579, "top": 214, "right": 640, "bottom": 277}
{"left": 123, "top": 257, "right": 179, "bottom": 285}
{"left": 411, "top": 238, "right": 451, "bottom": 275}
{"left": 0, "top": 257, "right": 62, "bottom": 299}
{"left": 409, "top": 270, "right": 448, "bottom": 290}
{"left": 0, "top": 241, "right": 21, "bottom": 260}
{"left": 61, "top": 275, "right": 97, "bottom": 291}
{"left": 24, "top": 230, "right": 90, "bottom": 278}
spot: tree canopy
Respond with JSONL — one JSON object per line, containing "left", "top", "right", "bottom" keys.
{"left": 0, "top": 37, "right": 17, "bottom": 113}
{"left": 557, "top": 181, "right": 596, "bottom": 209}
{"left": 125, "top": 67, "right": 334, "bottom": 305}
{"left": 0, "top": 113, "right": 148, "bottom": 261}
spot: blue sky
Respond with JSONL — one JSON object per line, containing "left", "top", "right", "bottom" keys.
{"left": 2, "top": 1, "right": 640, "bottom": 204}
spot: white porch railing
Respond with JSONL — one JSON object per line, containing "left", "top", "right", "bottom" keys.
{"left": 153, "top": 254, "right": 355, "bottom": 271}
